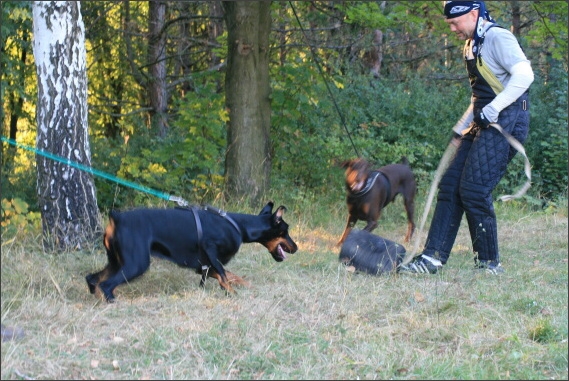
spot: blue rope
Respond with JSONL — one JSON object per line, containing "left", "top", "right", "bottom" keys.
{"left": 1, "top": 136, "right": 188, "bottom": 206}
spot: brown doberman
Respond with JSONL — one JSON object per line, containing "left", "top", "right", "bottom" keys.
{"left": 337, "top": 157, "right": 416, "bottom": 246}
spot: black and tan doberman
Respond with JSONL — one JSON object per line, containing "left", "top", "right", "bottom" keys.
{"left": 337, "top": 157, "right": 416, "bottom": 246}
{"left": 86, "top": 201, "right": 298, "bottom": 302}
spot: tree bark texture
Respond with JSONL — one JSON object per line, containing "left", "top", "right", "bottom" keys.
{"left": 223, "top": 1, "right": 271, "bottom": 203}
{"left": 148, "top": 0, "right": 168, "bottom": 137}
{"left": 32, "top": 1, "right": 100, "bottom": 250}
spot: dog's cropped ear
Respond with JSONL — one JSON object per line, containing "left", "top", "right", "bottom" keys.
{"left": 259, "top": 201, "right": 274, "bottom": 215}
{"left": 340, "top": 159, "right": 354, "bottom": 169}
{"left": 274, "top": 206, "right": 287, "bottom": 223}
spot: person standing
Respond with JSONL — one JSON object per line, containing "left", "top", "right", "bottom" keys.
{"left": 400, "top": 1, "right": 534, "bottom": 274}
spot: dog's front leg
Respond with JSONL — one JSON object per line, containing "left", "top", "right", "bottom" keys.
{"left": 199, "top": 265, "right": 209, "bottom": 289}
{"left": 201, "top": 267, "right": 236, "bottom": 294}
{"left": 363, "top": 219, "right": 378, "bottom": 232}
{"left": 225, "top": 270, "right": 251, "bottom": 288}
{"left": 336, "top": 215, "right": 358, "bottom": 247}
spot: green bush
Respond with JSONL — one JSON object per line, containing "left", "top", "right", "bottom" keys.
{"left": 1, "top": 198, "right": 41, "bottom": 238}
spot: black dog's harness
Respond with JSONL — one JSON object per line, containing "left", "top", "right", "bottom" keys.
{"left": 347, "top": 170, "right": 392, "bottom": 208}
{"left": 179, "top": 205, "right": 242, "bottom": 283}
{"left": 202, "top": 205, "right": 242, "bottom": 235}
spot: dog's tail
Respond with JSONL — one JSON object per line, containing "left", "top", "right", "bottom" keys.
{"left": 103, "top": 211, "right": 121, "bottom": 251}
{"left": 400, "top": 156, "right": 409, "bottom": 166}
{"left": 103, "top": 216, "right": 116, "bottom": 251}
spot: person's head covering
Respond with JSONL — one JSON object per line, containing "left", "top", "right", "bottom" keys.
{"left": 443, "top": 1, "right": 495, "bottom": 56}
{"left": 444, "top": 1, "right": 493, "bottom": 21}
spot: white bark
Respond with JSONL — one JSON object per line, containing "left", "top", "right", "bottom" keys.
{"left": 32, "top": 1, "right": 100, "bottom": 249}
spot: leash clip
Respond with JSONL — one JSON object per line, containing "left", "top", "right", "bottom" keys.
{"left": 169, "top": 195, "right": 189, "bottom": 207}
{"left": 204, "top": 205, "right": 226, "bottom": 217}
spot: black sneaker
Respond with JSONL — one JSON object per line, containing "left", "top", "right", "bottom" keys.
{"left": 475, "top": 259, "right": 505, "bottom": 275}
{"left": 399, "top": 255, "right": 443, "bottom": 274}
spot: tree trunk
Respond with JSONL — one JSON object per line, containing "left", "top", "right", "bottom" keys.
{"left": 32, "top": 1, "right": 100, "bottom": 250}
{"left": 510, "top": 1, "right": 521, "bottom": 37}
{"left": 223, "top": 1, "right": 271, "bottom": 204}
{"left": 208, "top": 1, "right": 224, "bottom": 69}
{"left": 148, "top": 0, "right": 168, "bottom": 137}
{"left": 365, "top": 29, "right": 383, "bottom": 78}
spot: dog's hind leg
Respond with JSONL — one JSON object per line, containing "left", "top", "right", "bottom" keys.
{"left": 87, "top": 217, "right": 121, "bottom": 297}
{"left": 86, "top": 268, "right": 110, "bottom": 294}
{"left": 403, "top": 196, "right": 416, "bottom": 243}
{"left": 86, "top": 251, "right": 121, "bottom": 295}
{"left": 98, "top": 252, "right": 151, "bottom": 302}
{"left": 97, "top": 267, "right": 140, "bottom": 302}
{"left": 86, "top": 273, "right": 99, "bottom": 294}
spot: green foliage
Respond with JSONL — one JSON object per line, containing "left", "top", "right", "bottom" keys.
{"left": 343, "top": 2, "right": 395, "bottom": 30}
{"left": 1, "top": 198, "right": 41, "bottom": 238}
{"left": 270, "top": 66, "right": 470, "bottom": 192}
{"left": 526, "top": 2, "right": 568, "bottom": 64}
{"left": 1, "top": 136, "right": 38, "bottom": 209}
{"left": 528, "top": 318, "right": 560, "bottom": 343}
{"left": 522, "top": 66, "right": 568, "bottom": 200}
{"left": 1, "top": 1, "right": 35, "bottom": 136}
{"left": 91, "top": 76, "right": 228, "bottom": 210}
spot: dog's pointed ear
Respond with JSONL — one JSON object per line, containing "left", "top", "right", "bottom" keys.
{"left": 273, "top": 206, "right": 287, "bottom": 223}
{"left": 340, "top": 159, "right": 353, "bottom": 169}
{"left": 259, "top": 201, "right": 274, "bottom": 215}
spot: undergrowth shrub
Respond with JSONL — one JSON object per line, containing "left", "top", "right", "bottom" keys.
{"left": 1, "top": 198, "right": 41, "bottom": 238}
{"left": 91, "top": 76, "right": 228, "bottom": 211}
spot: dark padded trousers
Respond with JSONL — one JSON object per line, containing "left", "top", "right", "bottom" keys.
{"left": 422, "top": 93, "right": 529, "bottom": 264}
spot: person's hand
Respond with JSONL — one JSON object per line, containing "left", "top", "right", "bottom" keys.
{"left": 473, "top": 111, "right": 492, "bottom": 129}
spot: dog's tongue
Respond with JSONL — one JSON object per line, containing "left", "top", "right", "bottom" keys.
{"left": 278, "top": 245, "right": 288, "bottom": 260}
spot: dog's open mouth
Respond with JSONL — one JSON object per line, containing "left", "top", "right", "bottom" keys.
{"left": 276, "top": 244, "right": 288, "bottom": 261}
{"left": 350, "top": 181, "right": 364, "bottom": 192}
{"left": 267, "top": 239, "right": 297, "bottom": 262}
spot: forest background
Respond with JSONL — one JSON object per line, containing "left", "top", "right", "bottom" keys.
{"left": 1, "top": 1, "right": 567, "bottom": 237}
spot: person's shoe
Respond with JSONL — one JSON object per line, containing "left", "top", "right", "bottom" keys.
{"left": 399, "top": 255, "right": 443, "bottom": 274}
{"left": 475, "top": 259, "right": 505, "bottom": 275}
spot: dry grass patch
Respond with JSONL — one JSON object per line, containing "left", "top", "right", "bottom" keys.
{"left": 2, "top": 200, "right": 567, "bottom": 379}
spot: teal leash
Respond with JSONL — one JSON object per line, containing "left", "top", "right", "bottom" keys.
{"left": 1, "top": 136, "right": 189, "bottom": 207}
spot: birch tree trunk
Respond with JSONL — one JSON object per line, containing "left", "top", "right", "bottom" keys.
{"left": 32, "top": 1, "right": 100, "bottom": 250}
{"left": 223, "top": 1, "right": 271, "bottom": 203}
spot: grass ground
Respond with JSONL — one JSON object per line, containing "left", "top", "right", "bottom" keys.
{"left": 1, "top": 196, "right": 567, "bottom": 380}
